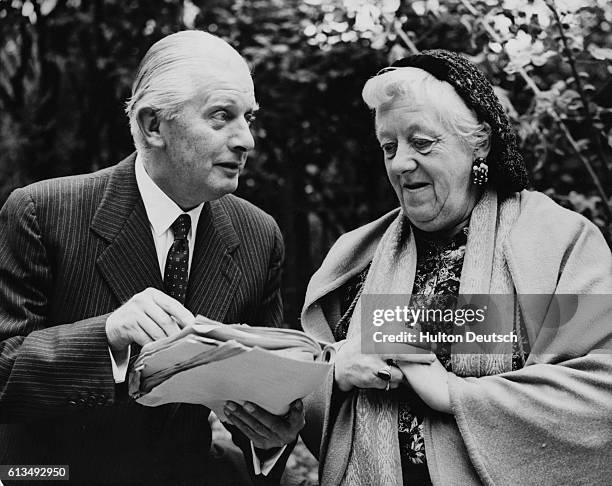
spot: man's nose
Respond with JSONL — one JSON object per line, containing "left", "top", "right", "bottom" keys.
{"left": 230, "top": 118, "right": 255, "bottom": 153}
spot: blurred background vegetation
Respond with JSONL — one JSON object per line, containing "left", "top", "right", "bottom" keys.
{"left": 1, "top": 0, "right": 611, "bottom": 328}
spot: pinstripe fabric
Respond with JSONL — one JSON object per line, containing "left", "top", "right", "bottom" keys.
{"left": 0, "top": 154, "right": 284, "bottom": 485}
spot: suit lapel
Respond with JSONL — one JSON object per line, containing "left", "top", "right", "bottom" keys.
{"left": 185, "top": 199, "right": 243, "bottom": 322}
{"left": 91, "top": 154, "right": 163, "bottom": 304}
{"left": 90, "top": 156, "right": 242, "bottom": 321}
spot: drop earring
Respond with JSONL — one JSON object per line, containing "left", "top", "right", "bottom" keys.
{"left": 472, "top": 157, "right": 488, "bottom": 185}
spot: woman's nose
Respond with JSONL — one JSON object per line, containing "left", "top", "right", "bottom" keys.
{"left": 388, "top": 143, "right": 418, "bottom": 175}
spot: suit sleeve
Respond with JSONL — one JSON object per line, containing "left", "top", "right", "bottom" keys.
{"left": 0, "top": 188, "right": 116, "bottom": 423}
{"left": 254, "top": 221, "right": 284, "bottom": 328}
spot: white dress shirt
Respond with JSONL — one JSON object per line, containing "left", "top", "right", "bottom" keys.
{"left": 135, "top": 155, "right": 205, "bottom": 276}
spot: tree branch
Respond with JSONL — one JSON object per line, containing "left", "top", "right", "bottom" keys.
{"left": 545, "top": 0, "right": 611, "bottom": 182}
{"left": 459, "top": 0, "right": 612, "bottom": 222}
{"left": 392, "top": 19, "right": 419, "bottom": 55}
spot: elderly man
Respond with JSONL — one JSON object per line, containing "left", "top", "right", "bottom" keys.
{"left": 0, "top": 31, "right": 301, "bottom": 485}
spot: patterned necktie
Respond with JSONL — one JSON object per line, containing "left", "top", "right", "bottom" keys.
{"left": 164, "top": 214, "right": 191, "bottom": 304}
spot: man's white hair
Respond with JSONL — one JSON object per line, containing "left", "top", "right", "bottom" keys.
{"left": 125, "top": 30, "right": 250, "bottom": 150}
{"left": 362, "top": 67, "right": 490, "bottom": 152}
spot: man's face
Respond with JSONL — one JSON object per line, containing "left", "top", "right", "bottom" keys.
{"left": 152, "top": 66, "right": 257, "bottom": 209}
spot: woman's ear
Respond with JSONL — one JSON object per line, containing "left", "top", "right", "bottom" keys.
{"left": 475, "top": 121, "right": 492, "bottom": 159}
{"left": 136, "top": 107, "right": 165, "bottom": 148}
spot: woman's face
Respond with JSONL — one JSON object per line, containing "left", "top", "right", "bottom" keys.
{"left": 375, "top": 96, "right": 481, "bottom": 235}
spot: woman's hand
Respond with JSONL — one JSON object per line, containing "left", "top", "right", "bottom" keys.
{"left": 334, "top": 338, "right": 404, "bottom": 392}
{"left": 395, "top": 358, "right": 452, "bottom": 414}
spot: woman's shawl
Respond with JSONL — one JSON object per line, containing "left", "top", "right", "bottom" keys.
{"left": 300, "top": 189, "right": 612, "bottom": 486}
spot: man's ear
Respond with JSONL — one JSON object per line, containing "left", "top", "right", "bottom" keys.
{"left": 474, "top": 121, "right": 492, "bottom": 159}
{"left": 136, "top": 107, "right": 164, "bottom": 148}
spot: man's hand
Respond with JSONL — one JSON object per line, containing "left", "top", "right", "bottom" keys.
{"left": 223, "top": 399, "right": 305, "bottom": 450}
{"left": 105, "top": 287, "right": 195, "bottom": 352}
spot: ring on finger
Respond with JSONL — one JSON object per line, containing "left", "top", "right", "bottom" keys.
{"left": 376, "top": 365, "right": 392, "bottom": 382}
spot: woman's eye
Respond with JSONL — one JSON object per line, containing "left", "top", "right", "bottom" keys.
{"left": 381, "top": 142, "right": 397, "bottom": 157}
{"left": 412, "top": 138, "right": 435, "bottom": 152}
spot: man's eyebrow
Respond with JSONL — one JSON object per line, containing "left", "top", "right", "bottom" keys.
{"left": 207, "top": 99, "right": 260, "bottom": 114}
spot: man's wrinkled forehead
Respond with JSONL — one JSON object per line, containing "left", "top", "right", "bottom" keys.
{"left": 202, "top": 67, "right": 255, "bottom": 101}
{"left": 199, "top": 52, "right": 253, "bottom": 88}
{"left": 186, "top": 66, "right": 256, "bottom": 114}
{"left": 174, "top": 51, "right": 254, "bottom": 105}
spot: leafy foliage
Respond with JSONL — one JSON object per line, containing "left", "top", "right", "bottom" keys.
{"left": 1, "top": 0, "right": 611, "bottom": 325}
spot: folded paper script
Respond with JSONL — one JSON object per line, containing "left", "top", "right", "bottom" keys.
{"left": 129, "top": 316, "right": 333, "bottom": 420}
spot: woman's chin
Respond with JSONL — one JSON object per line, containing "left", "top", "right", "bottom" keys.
{"left": 402, "top": 207, "right": 441, "bottom": 232}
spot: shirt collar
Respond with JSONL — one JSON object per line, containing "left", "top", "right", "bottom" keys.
{"left": 135, "top": 154, "right": 204, "bottom": 237}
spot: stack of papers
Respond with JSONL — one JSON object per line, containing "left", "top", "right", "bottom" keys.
{"left": 129, "top": 316, "right": 333, "bottom": 419}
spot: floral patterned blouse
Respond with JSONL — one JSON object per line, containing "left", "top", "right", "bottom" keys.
{"left": 333, "top": 226, "right": 528, "bottom": 485}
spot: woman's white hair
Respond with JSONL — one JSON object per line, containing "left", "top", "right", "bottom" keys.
{"left": 362, "top": 67, "right": 490, "bottom": 152}
{"left": 125, "top": 30, "right": 250, "bottom": 150}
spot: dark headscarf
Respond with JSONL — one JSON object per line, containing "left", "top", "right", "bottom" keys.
{"left": 389, "top": 50, "right": 529, "bottom": 193}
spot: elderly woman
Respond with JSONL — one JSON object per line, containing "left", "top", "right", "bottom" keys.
{"left": 300, "top": 50, "right": 612, "bottom": 485}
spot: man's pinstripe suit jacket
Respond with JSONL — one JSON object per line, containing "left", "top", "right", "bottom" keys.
{"left": 0, "top": 154, "right": 285, "bottom": 484}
